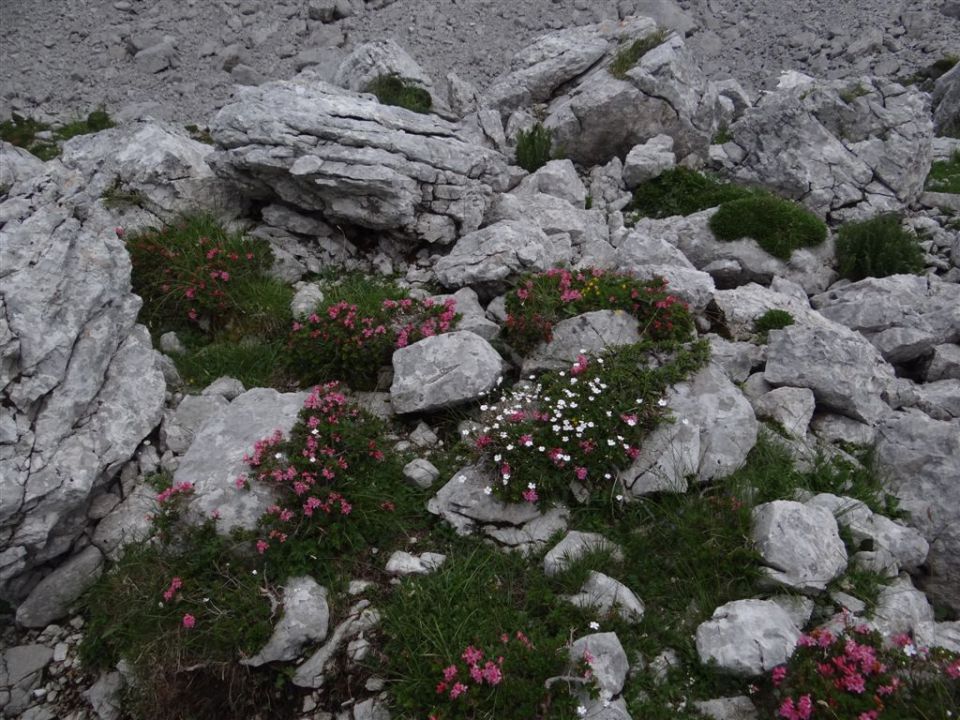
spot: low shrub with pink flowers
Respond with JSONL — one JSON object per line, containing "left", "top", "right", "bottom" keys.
{"left": 503, "top": 268, "right": 695, "bottom": 355}
{"left": 764, "top": 624, "right": 959, "bottom": 720}
{"left": 236, "top": 381, "right": 433, "bottom": 579}
{"left": 286, "top": 277, "right": 459, "bottom": 390}
{"left": 470, "top": 338, "right": 709, "bottom": 504}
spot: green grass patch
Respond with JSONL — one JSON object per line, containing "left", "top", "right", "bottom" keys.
{"left": 835, "top": 214, "right": 925, "bottom": 281}
{"left": 708, "top": 193, "right": 827, "bottom": 260}
{"left": 926, "top": 150, "right": 960, "bottom": 195}
{"left": 366, "top": 74, "right": 432, "bottom": 114}
{"left": 753, "top": 309, "right": 794, "bottom": 342}
{"left": 0, "top": 108, "right": 115, "bottom": 161}
{"left": 515, "top": 122, "right": 553, "bottom": 173}
{"left": 286, "top": 273, "right": 459, "bottom": 391}
{"left": 624, "top": 167, "right": 754, "bottom": 220}
{"left": 609, "top": 29, "right": 669, "bottom": 80}
{"left": 379, "top": 542, "right": 595, "bottom": 720}
{"left": 79, "top": 523, "right": 295, "bottom": 720}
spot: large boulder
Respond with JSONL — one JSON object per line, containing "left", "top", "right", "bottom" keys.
{"left": 726, "top": 77, "right": 932, "bottom": 220}
{"left": 621, "top": 362, "right": 757, "bottom": 495}
{"left": 210, "top": 76, "right": 510, "bottom": 245}
{"left": 751, "top": 500, "right": 848, "bottom": 593}
{"left": 390, "top": 332, "right": 504, "bottom": 414}
{"left": 763, "top": 322, "right": 896, "bottom": 425}
{"left": 874, "top": 410, "right": 960, "bottom": 611}
{"left": 521, "top": 310, "right": 641, "bottom": 374}
{"left": 0, "top": 141, "right": 46, "bottom": 191}
{"left": 811, "top": 275, "right": 960, "bottom": 364}
{"left": 695, "top": 599, "right": 801, "bottom": 676}
{"left": 1, "top": 171, "right": 166, "bottom": 602}
{"left": 933, "top": 62, "right": 960, "bottom": 137}
{"left": 177, "top": 388, "right": 308, "bottom": 533}
{"left": 14, "top": 545, "right": 104, "bottom": 628}
{"left": 433, "top": 220, "right": 553, "bottom": 289}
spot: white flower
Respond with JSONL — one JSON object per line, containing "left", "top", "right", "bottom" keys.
{"left": 604, "top": 473, "right": 611, "bottom": 480}
{"left": 597, "top": 357, "right": 604, "bottom": 364}
{"left": 461, "top": 429, "right": 471, "bottom": 436}
{"left": 570, "top": 402, "right": 578, "bottom": 409}
{"left": 558, "top": 371, "right": 565, "bottom": 377}
{"left": 251, "top": 570, "right": 258, "bottom": 575}
{"left": 904, "top": 644, "right": 918, "bottom": 657}
{"left": 457, "top": 475, "right": 467, "bottom": 483}
{"left": 577, "top": 706, "right": 587, "bottom": 718}
{"left": 657, "top": 398, "right": 668, "bottom": 407}
{"left": 681, "top": 418, "right": 689, "bottom": 425}
{"left": 607, "top": 439, "right": 616, "bottom": 447}
{"left": 502, "top": 473, "right": 511, "bottom": 481}
{"left": 480, "top": 404, "right": 489, "bottom": 411}
{"left": 506, "top": 444, "right": 515, "bottom": 451}
{"left": 274, "top": 452, "right": 283, "bottom": 459}
{"left": 589, "top": 621, "right": 600, "bottom": 630}
{"left": 527, "top": 482, "right": 537, "bottom": 490}
{"left": 569, "top": 378, "right": 578, "bottom": 385}
{"left": 616, "top": 494, "right": 624, "bottom": 501}
{"left": 538, "top": 446, "right": 546, "bottom": 452}
{"left": 309, "top": 456, "right": 316, "bottom": 463}
{"left": 311, "top": 428, "right": 319, "bottom": 435}
{"left": 483, "top": 486, "right": 493, "bottom": 495}
{"left": 605, "top": 411, "right": 612, "bottom": 418}
{"left": 494, "top": 454, "right": 502, "bottom": 462}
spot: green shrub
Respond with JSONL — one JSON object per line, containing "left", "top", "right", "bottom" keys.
{"left": 625, "top": 167, "right": 754, "bottom": 220}
{"left": 753, "top": 309, "right": 795, "bottom": 338}
{"left": 57, "top": 107, "right": 115, "bottom": 140}
{"left": 285, "top": 276, "right": 459, "bottom": 391}
{"left": 926, "top": 150, "right": 960, "bottom": 194}
{"left": 609, "top": 28, "right": 669, "bottom": 79}
{"left": 708, "top": 193, "right": 827, "bottom": 260}
{"left": 835, "top": 214, "right": 925, "bottom": 280}
{"left": 515, "top": 122, "right": 553, "bottom": 173}
{"left": 0, "top": 113, "right": 59, "bottom": 160}
{"left": 365, "top": 74, "right": 432, "bottom": 113}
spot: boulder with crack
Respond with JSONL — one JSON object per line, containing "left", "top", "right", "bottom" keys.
{"left": 726, "top": 77, "right": 932, "bottom": 220}
{"left": 695, "top": 599, "right": 801, "bottom": 676}
{"left": 1, "top": 164, "right": 166, "bottom": 604}
{"left": 811, "top": 274, "right": 960, "bottom": 364}
{"left": 210, "top": 76, "right": 510, "bottom": 245}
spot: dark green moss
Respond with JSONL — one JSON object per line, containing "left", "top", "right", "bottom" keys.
{"left": 365, "top": 74, "right": 432, "bottom": 114}
{"left": 609, "top": 29, "right": 669, "bottom": 79}
{"left": 626, "top": 167, "right": 754, "bottom": 220}
{"left": 835, "top": 214, "right": 925, "bottom": 280}
{"left": 708, "top": 193, "right": 827, "bottom": 260}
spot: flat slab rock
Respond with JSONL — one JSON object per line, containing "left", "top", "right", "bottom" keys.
{"left": 521, "top": 310, "right": 641, "bottom": 374}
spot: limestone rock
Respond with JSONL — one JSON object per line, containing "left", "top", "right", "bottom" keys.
{"left": 161, "top": 394, "right": 230, "bottom": 455}
{"left": 384, "top": 550, "right": 446, "bottom": 576}
{"left": 543, "top": 531, "right": 623, "bottom": 577}
{"left": 570, "top": 632, "right": 629, "bottom": 697}
{"left": 811, "top": 275, "right": 960, "bottom": 364}
{"left": 244, "top": 577, "right": 330, "bottom": 667}
{"left": 211, "top": 77, "right": 509, "bottom": 245}
{"left": 621, "top": 362, "right": 757, "bottom": 494}
{"left": 695, "top": 599, "right": 800, "bottom": 676}
{"left": 565, "top": 571, "right": 645, "bottom": 623}
{"left": 177, "top": 388, "right": 308, "bottom": 533}
{"left": 15, "top": 546, "right": 104, "bottom": 628}
{"left": 402, "top": 458, "right": 439, "bottom": 489}
{"left": 728, "top": 77, "right": 932, "bottom": 219}
{"left": 622, "top": 134, "right": 676, "bottom": 187}
{"left": 874, "top": 410, "right": 960, "bottom": 611}
{"left": 751, "top": 500, "right": 847, "bottom": 593}
{"left": 764, "top": 322, "right": 896, "bottom": 425}
{"left": 925, "top": 343, "right": 960, "bottom": 382}
{"left": 390, "top": 332, "right": 503, "bottom": 414}
{"left": 694, "top": 696, "right": 759, "bottom": 720}
{"left": 515, "top": 159, "right": 587, "bottom": 207}
{"left": 434, "top": 220, "right": 551, "bottom": 288}
{"left": 750, "top": 387, "right": 815, "bottom": 438}
{"left": 521, "top": 310, "right": 641, "bottom": 375}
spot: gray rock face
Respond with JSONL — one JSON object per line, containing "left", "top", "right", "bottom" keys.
{"left": 694, "top": 696, "right": 759, "bottom": 720}
{"left": 0, "top": 643, "right": 54, "bottom": 718}
{"left": 244, "top": 577, "right": 330, "bottom": 667}
{"left": 926, "top": 343, "right": 960, "bottom": 382}
{"left": 811, "top": 275, "right": 960, "bottom": 364}
{"left": 390, "top": 331, "right": 503, "bottom": 414}
{"left": 566, "top": 571, "right": 645, "bottom": 623}
{"left": 543, "top": 531, "right": 623, "bottom": 577}
{"left": 1, "top": 162, "right": 166, "bottom": 601}
{"left": 402, "top": 458, "right": 440, "bottom": 489}
{"left": 695, "top": 599, "right": 800, "bottom": 676}
{"left": 764, "top": 322, "right": 896, "bottom": 425}
{"left": 384, "top": 550, "right": 446, "bottom": 576}
{"left": 91, "top": 484, "right": 155, "bottom": 559}
{"left": 333, "top": 39, "right": 436, "bottom": 96}
{"left": 434, "top": 220, "right": 551, "bottom": 288}
{"left": 211, "top": 77, "right": 510, "bottom": 245}
{"left": 522, "top": 310, "right": 641, "bottom": 374}
{"left": 160, "top": 394, "right": 230, "bottom": 455}
{"left": 292, "top": 599, "right": 381, "bottom": 689}
{"left": 515, "top": 159, "right": 587, "bottom": 207}
{"left": 83, "top": 671, "right": 123, "bottom": 720}
{"left": 58, "top": 121, "right": 238, "bottom": 220}
{"left": 0, "top": 141, "right": 45, "bottom": 190}
{"left": 727, "top": 77, "right": 933, "bottom": 219}
{"left": 806, "top": 493, "right": 928, "bottom": 572}
{"left": 544, "top": 31, "right": 725, "bottom": 166}
{"left": 750, "top": 387, "right": 815, "bottom": 438}
{"left": 751, "top": 500, "right": 848, "bottom": 592}
{"left": 622, "top": 134, "right": 676, "bottom": 187}
{"left": 871, "top": 575, "right": 935, "bottom": 642}
{"left": 933, "top": 62, "right": 960, "bottom": 136}
{"left": 177, "top": 388, "right": 308, "bottom": 533}
{"left": 875, "top": 410, "right": 960, "bottom": 611}
{"left": 621, "top": 362, "right": 757, "bottom": 495}
{"left": 427, "top": 465, "right": 570, "bottom": 554}
{"left": 15, "top": 545, "right": 104, "bottom": 628}
{"left": 711, "top": 283, "right": 821, "bottom": 342}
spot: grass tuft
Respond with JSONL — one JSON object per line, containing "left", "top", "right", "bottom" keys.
{"left": 365, "top": 74, "right": 433, "bottom": 114}
{"left": 926, "top": 149, "right": 960, "bottom": 195}
{"left": 708, "top": 193, "right": 827, "bottom": 260}
{"left": 0, "top": 108, "right": 115, "bottom": 160}
{"left": 625, "top": 167, "right": 754, "bottom": 220}
{"left": 835, "top": 214, "right": 925, "bottom": 281}
{"left": 515, "top": 123, "right": 553, "bottom": 173}
{"left": 609, "top": 29, "right": 669, "bottom": 79}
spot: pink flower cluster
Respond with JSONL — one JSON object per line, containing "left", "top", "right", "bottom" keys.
{"left": 162, "top": 576, "right": 183, "bottom": 602}
{"left": 156, "top": 481, "right": 194, "bottom": 504}
{"left": 238, "top": 382, "right": 388, "bottom": 556}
